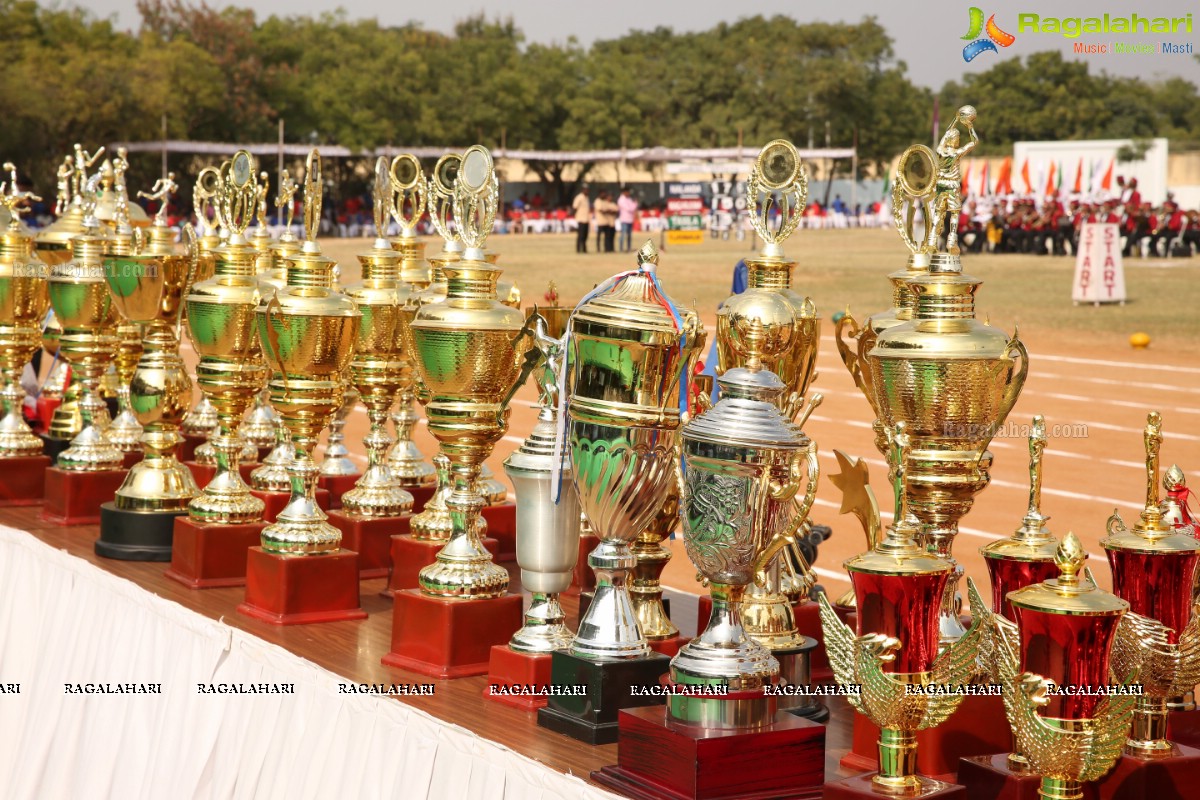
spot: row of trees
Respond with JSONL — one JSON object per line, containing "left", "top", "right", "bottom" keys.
{"left": 1, "top": 0, "right": 1198, "bottom": 201}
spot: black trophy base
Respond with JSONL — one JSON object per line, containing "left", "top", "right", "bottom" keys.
{"left": 536, "top": 650, "right": 670, "bottom": 745}
{"left": 38, "top": 434, "right": 71, "bottom": 465}
{"left": 785, "top": 702, "right": 831, "bottom": 724}
{"left": 96, "top": 502, "right": 186, "bottom": 561}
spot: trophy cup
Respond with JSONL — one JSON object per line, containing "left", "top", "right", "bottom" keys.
{"left": 959, "top": 533, "right": 1137, "bottom": 800}
{"left": 980, "top": 416, "right": 1061, "bottom": 621}
{"left": 486, "top": 320, "right": 583, "bottom": 710}
{"left": 383, "top": 145, "right": 536, "bottom": 676}
{"left": 1098, "top": 412, "right": 1200, "bottom": 790}
{"left": 327, "top": 157, "right": 415, "bottom": 578}
{"left": 865, "top": 108, "right": 1028, "bottom": 642}
{"left": 183, "top": 152, "right": 268, "bottom": 525}
{"left": 821, "top": 424, "right": 985, "bottom": 799}
{"left": 240, "top": 173, "right": 281, "bottom": 458}
{"left": 43, "top": 176, "right": 127, "bottom": 524}
{"left": 97, "top": 217, "right": 201, "bottom": 560}
{"left": 102, "top": 153, "right": 145, "bottom": 457}
{"left": 237, "top": 148, "right": 366, "bottom": 625}
{"left": 0, "top": 172, "right": 52, "bottom": 504}
{"left": 537, "top": 240, "right": 705, "bottom": 744}
{"left": 595, "top": 309, "right": 825, "bottom": 799}
{"left": 179, "top": 167, "right": 220, "bottom": 457}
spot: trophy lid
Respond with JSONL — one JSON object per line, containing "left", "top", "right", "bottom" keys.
{"left": 1008, "top": 533, "right": 1127, "bottom": 616}
{"left": 571, "top": 241, "right": 697, "bottom": 343}
{"left": 982, "top": 416, "right": 1059, "bottom": 563}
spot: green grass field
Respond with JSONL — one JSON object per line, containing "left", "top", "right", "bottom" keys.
{"left": 323, "top": 229, "right": 1200, "bottom": 358}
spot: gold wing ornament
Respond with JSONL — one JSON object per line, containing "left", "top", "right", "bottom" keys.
{"left": 920, "top": 578, "right": 987, "bottom": 729}
{"left": 1110, "top": 605, "right": 1200, "bottom": 697}
{"left": 817, "top": 592, "right": 866, "bottom": 715}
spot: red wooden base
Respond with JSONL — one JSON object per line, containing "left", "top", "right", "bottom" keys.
{"left": 479, "top": 501, "right": 516, "bottom": 562}
{"left": 326, "top": 509, "right": 407, "bottom": 579}
{"left": 1169, "top": 709, "right": 1200, "bottom": 750}
{"left": 956, "top": 754, "right": 1044, "bottom": 800}
{"left": 593, "top": 705, "right": 825, "bottom": 800}
{"left": 163, "top": 517, "right": 267, "bottom": 589}
{"left": 843, "top": 692, "right": 1009, "bottom": 779}
{"left": 179, "top": 433, "right": 207, "bottom": 463}
{"left": 249, "top": 488, "right": 331, "bottom": 523}
{"left": 317, "top": 473, "right": 360, "bottom": 510}
{"left": 120, "top": 449, "right": 143, "bottom": 469}
{"left": 383, "top": 590, "right": 522, "bottom": 679}
{"left": 647, "top": 633, "right": 690, "bottom": 658}
{"left": 0, "top": 455, "right": 50, "bottom": 506}
{"left": 186, "top": 461, "right": 260, "bottom": 489}
{"left": 566, "top": 532, "right": 600, "bottom": 596}
{"left": 41, "top": 467, "right": 127, "bottom": 525}
{"left": 823, "top": 773, "right": 965, "bottom": 799}
{"left": 483, "top": 645, "right": 553, "bottom": 711}
{"left": 36, "top": 396, "right": 61, "bottom": 433}
{"left": 236, "top": 547, "right": 367, "bottom": 625}
{"left": 1091, "top": 743, "right": 1200, "bottom": 799}
{"left": 383, "top": 533, "right": 501, "bottom": 597}
{"left": 405, "top": 483, "right": 437, "bottom": 514}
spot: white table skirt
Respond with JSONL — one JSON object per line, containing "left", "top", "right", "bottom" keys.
{"left": 0, "top": 527, "right": 617, "bottom": 800}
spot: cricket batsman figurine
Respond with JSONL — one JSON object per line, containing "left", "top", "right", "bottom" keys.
{"left": 925, "top": 105, "right": 978, "bottom": 255}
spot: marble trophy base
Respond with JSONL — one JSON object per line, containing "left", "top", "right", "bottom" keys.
{"left": 95, "top": 504, "right": 186, "bottom": 561}
{"left": 383, "top": 531, "right": 501, "bottom": 597}
{"left": 382, "top": 590, "right": 523, "bottom": 679}
{"left": 236, "top": 547, "right": 367, "bottom": 625}
{"left": 164, "top": 518, "right": 268, "bottom": 589}
{"left": 41, "top": 467, "right": 128, "bottom": 525}
{"left": 0, "top": 455, "right": 50, "bottom": 506}
{"left": 593, "top": 703, "right": 825, "bottom": 800}
{"left": 483, "top": 645, "right": 554, "bottom": 711}
{"left": 536, "top": 650, "right": 671, "bottom": 745}
{"left": 249, "top": 488, "right": 331, "bottom": 523}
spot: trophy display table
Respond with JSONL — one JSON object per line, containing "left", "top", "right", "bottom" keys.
{"left": 483, "top": 644, "right": 555, "bottom": 711}
{"left": 40, "top": 466, "right": 128, "bottom": 525}
{"left": 316, "top": 473, "right": 360, "bottom": 510}
{"left": 250, "top": 488, "right": 331, "bottom": 523}
{"left": 185, "top": 460, "right": 260, "bottom": 489}
{"left": 164, "top": 518, "right": 269, "bottom": 588}
{"left": 0, "top": 454, "right": 51, "bottom": 506}
{"left": 536, "top": 651, "right": 672, "bottom": 745}
{"left": 383, "top": 590, "right": 523, "bottom": 679}
{"left": 236, "top": 546, "right": 367, "bottom": 625}
{"left": 383, "top": 531, "right": 501, "bottom": 596}
{"left": 593, "top": 701, "right": 826, "bottom": 800}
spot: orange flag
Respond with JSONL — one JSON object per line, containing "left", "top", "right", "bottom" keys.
{"left": 1020, "top": 159, "right": 1031, "bottom": 194}
{"left": 1100, "top": 159, "right": 1114, "bottom": 191}
{"left": 996, "top": 157, "right": 1012, "bottom": 194}
{"left": 1044, "top": 162, "right": 1056, "bottom": 196}
{"left": 961, "top": 161, "right": 971, "bottom": 193}
{"left": 1072, "top": 158, "right": 1083, "bottom": 193}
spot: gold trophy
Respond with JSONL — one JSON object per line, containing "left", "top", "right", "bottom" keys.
{"left": 820, "top": 424, "right": 985, "bottom": 797}
{"left": 0, "top": 170, "right": 50, "bottom": 461}
{"left": 629, "top": 482, "right": 683, "bottom": 648}
{"left": 180, "top": 166, "right": 222, "bottom": 445}
{"left": 184, "top": 152, "right": 268, "bottom": 524}
{"left": 383, "top": 146, "right": 537, "bottom": 677}
{"left": 240, "top": 172, "right": 282, "bottom": 454}
{"left": 865, "top": 106, "right": 1028, "bottom": 642}
{"left": 103, "top": 159, "right": 145, "bottom": 456}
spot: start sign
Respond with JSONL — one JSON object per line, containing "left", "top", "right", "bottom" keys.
{"left": 1072, "top": 223, "right": 1126, "bottom": 305}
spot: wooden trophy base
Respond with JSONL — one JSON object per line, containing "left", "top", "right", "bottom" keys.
{"left": 317, "top": 473, "right": 360, "bottom": 510}
{"left": 382, "top": 590, "right": 522, "bottom": 679}
{"left": 0, "top": 455, "right": 50, "bottom": 506}
{"left": 95, "top": 503, "right": 185, "bottom": 561}
{"left": 179, "top": 433, "right": 207, "bottom": 463}
{"left": 593, "top": 705, "right": 825, "bottom": 800}
{"left": 119, "top": 450, "right": 142, "bottom": 469}
{"left": 383, "top": 533, "right": 500, "bottom": 597}
{"left": 957, "top": 754, "right": 1049, "bottom": 800}
{"left": 1092, "top": 743, "right": 1200, "bottom": 799}
{"left": 536, "top": 650, "right": 671, "bottom": 745}
{"left": 326, "top": 509, "right": 406, "bottom": 579}
{"left": 41, "top": 467, "right": 127, "bottom": 525}
{"left": 249, "top": 488, "right": 331, "bottom": 523}
{"left": 185, "top": 461, "right": 260, "bottom": 489}
{"left": 164, "top": 517, "right": 268, "bottom": 589}
{"left": 647, "top": 634, "right": 690, "bottom": 658}
{"left": 483, "top": 644, "right": 553, "bottom": 711}
{"left": 236, "top": 547, "right": 367, "bottom": 625}
{"left": 480, "top": 501, "right": 516, "bottom": 562}
{"left": 823, "top": 774, "right": 965, "bottom": 799}
{"left": 565, "top": 532, "right": 601, "bottom": 597}
{"left": 1169, "top": 710, "right": 1200, "bottom": 750}
{"left": 843, "top": 692, "right": 1009, "bottom": 779}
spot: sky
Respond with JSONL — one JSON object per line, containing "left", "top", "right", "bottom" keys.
{"left": 79, "top": 0, "right": 1200, "bottom": 89}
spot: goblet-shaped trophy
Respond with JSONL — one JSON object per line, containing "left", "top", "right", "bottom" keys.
{"left": 256, "top": 149, "right": 359, "bottom": 552}
{"left": 184, "top": 152, "right": 268, "bottom": 523}
{"left": 102, "top": 176, "right": 145, "bottom": 455}
{"left": 0, "top": 175, "right": 50, "bottom": 458}
{"left": 180, "top": 167, "right": 221, "bottom": 442}
{"left": 567, "top": 240, "right": 705, "bottom": 659}
{"left": 820, "top": 423, "right": 984, "bottom": 796}
{"left": 408, "top": 146, "right": 536, "bottom": 597}
{"left": 48, "top": 178, "right": 122, "bottom": 472}
{"left": 339, "top": 157, "right": 414, "bottom": 518}
{"left": 674, "top": 311, "right": 820, "bottom": 710}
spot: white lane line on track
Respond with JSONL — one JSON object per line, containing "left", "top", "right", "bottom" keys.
{"left": 810, "top": 409, "right": 1200, "bottom": 443}
{"left": 1031, "top": 371, "right": 1198, "bottom": 395}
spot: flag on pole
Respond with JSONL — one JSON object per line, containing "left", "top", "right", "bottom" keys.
{"left": 979, "top": 160, "right": 990, "bottom": 195}
{"left": 1100, "top": 159, "right": 1114, "bottom": 192}
{"left": 1055, "top": 160, "right": 1063, "bottom": 193}
{"left": 1020, "top": 159, "right": 1031, "bottom": 194}
{"left": 1044, "top": 162, "right": 1056, "bottom": 196}
{"left": 1072, "top": 158, "right": 1082, "bottom": 193}
{"left": 996, "top": 157, "right": 1012, "bottom": 194}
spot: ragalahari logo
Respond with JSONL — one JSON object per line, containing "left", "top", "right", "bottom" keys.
{"left": 962, "top": 7, "right": 1017, "bottom": 61}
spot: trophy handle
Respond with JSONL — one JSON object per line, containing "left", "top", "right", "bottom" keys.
{"left": 176, "top": 223, "right": 199, "bottom": 335}
{"left": 834, "top": 311, "right": 862, "bottom": 382}
{"left": 754, "top": 441, "right": 819, "bottom": 580}
{"left": 497, "top": 312, "right": 544, "bottom": 422}
{"left": 1106, "top": 508, "right": 1128, "bottom": 537}
{"left": 989, "top": 332, "right": 1029, "bottom": 446}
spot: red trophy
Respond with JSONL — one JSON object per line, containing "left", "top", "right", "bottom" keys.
{"left": 821, "top": 424, "right": 983, "bottom": 799}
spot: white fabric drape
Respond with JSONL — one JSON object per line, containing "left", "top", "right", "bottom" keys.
{"left": 0, "top": 527, "right": 617, "bottom": 800}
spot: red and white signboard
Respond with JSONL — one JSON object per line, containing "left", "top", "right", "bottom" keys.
{"left": 1072, "top": 223, "right": 1126, "bottom": 305}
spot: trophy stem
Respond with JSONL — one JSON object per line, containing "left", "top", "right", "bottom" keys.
{"left": 58, "top": 366, "right": 122, "bottom": 470}
{"left": 409, "top": 452, "right": 459, "bottom": 541}
{"left": 388, "top": 388, "right": 435, "bottom": 486}
{"left": 187, "top": 422, "right": 264, "bottom": 523}
{"left": 572, "top": 539, "right": 649, "bottom": 659}
{"left": 630, "top": 534, "right": 679, "bottom": 640}
{"left": 873, "top": 727, "right": 923, "bottom": 792}
{"left": 418, "top": 460, "right": 508, "bottom": 598}
{"left": 251, "top": 417, "right": 292, "bottom": 491}
{"left": 1128, "top": 696, "right": 1173, "bottom": 753}
{"left": 320, "top": 388, "right": 358, "bottom": 476}
{"left": 0, "top": 372, "right": 41, "bottom": 456}
{"left": 106, "top": 382, "right": 143, "bottom": 452}
{"left": 1038, "top": 777, "right": 1083, "bottom": 800}
{"left": 510, "top": 592, "right": 572, "bottom": 653}
{"left": 260, "top": 445, "right": 341, "bottom": 554}
{"left": 925, "top": 526, "right": 968, "bottom": 643}
{"left": 340, "top": 407, "right": 413, "bottom": 517}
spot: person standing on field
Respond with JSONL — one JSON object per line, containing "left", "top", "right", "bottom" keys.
{"left": 617, "top": 188, "right": 638, "bottom": 252}
{"left": 572, "top": 184, "right": 591, "bottom": 253}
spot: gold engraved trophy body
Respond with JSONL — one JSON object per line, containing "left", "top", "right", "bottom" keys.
{"left": 103, "top": 150, "right": 145, "bottom": 455}
{"left": 180, "top": 167, "right": 221, "bottom": 443}
{"left": 184, "top": 152, "right": 268, "bottom": 523}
